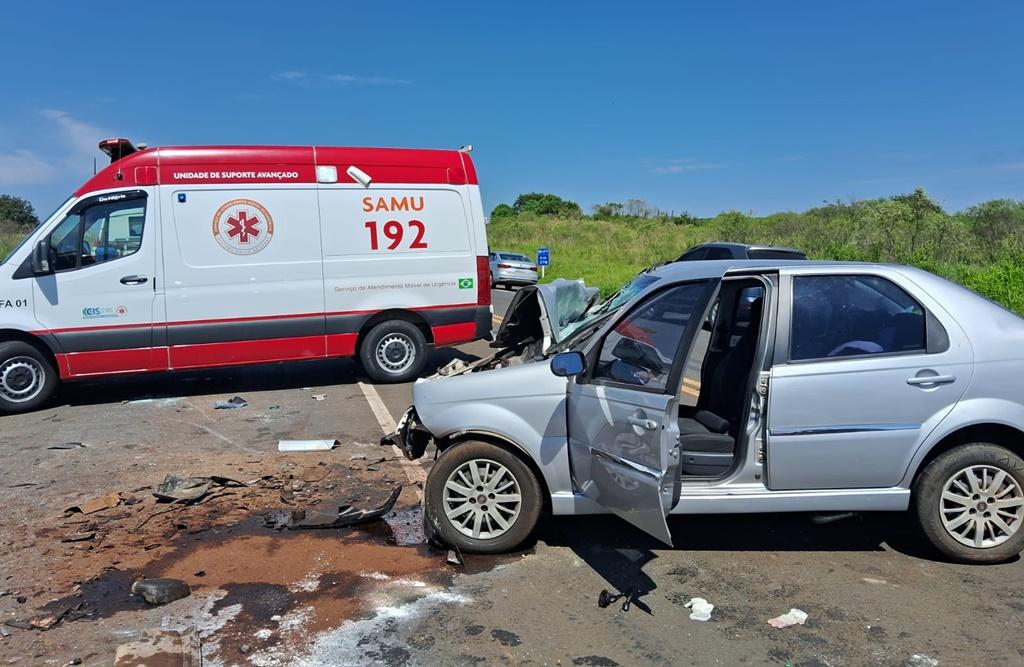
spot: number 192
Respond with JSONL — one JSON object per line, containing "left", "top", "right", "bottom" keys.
{"left": 364, "top": 219, "right": 428, "bottom": 250}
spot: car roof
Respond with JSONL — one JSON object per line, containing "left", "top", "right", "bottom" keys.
{"left": 650, "top": 258, "right": 880, "bottom": 281}
{"left": 691, "top": 241, "right": 806, "bottom": 253}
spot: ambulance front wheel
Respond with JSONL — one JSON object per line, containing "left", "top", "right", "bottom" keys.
{"left": 360, "top": 320, "right": 428, "bottom": 383}
{"left": 0, "top": 340, "right": 58, "bottom": 414}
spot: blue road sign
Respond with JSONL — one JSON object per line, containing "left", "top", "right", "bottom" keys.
{"left": 537, "top": 247, "right": 550, "bottom": 266}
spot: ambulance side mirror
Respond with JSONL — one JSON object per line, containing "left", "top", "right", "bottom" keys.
{"left": 31, "top": 239, "right": 52, "bottom": 275}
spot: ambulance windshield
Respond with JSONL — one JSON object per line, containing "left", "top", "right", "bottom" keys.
{"left": 1, "top": 196, "right": 73, "bottom": 265}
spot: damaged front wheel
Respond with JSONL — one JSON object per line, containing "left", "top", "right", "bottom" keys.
{"left": 424, "top": 441, "right": 542, "bottom": 554}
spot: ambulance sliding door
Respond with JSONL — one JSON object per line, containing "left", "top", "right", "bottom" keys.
{"left": 160, "top": 185, "right": 326, "bottom": 369}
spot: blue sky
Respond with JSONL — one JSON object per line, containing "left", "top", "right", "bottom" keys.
{"left": 1, "top": 1, "right": 1021, "bottom": 218}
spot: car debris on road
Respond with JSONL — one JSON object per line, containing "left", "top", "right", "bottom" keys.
{"left": 64, "top": 492, "right": 136, "bottom": 516}
{"left": 47, "top": 442, "right": 86, "bottom": 450}
{"left": 213, "top": 396, "right": 248, "bottom": 410}
{"left": 278, "top": 439, "right": 338, "bottom": 452}
{"left": 153, "top": 474, "right": 247, "bottom": 504}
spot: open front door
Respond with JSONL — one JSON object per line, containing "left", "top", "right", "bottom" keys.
{"left": 567, "top": 280, "right": 717, "bottom": 545}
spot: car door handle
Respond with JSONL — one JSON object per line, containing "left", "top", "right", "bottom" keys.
{"left": 628, "top": 416, "right": 658, "bottom": 431}
{"left": 906, "top": 374, "right": 956, "bottom": 386}
{"left": 120, "top": 275, "right": 148, "bottom": 285}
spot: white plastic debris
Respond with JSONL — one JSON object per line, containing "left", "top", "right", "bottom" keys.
{"left": 767, "top": 608, "right": 808, "bottom": 629}
{"left": 311, "top": 394, "right": 327, "bottom": 401}
{"left": 907, "top": 655, "right": 938, "bottom": 667}
{"left": 277, "top": 440, "right": 338, "bottom": 452}
{"left": 684, "top": 597, "right": 714, "bottom": 621}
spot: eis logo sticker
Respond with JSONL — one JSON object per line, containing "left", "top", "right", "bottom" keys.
{"left": 212, "top": 199, "right": 274, "bottom": 255}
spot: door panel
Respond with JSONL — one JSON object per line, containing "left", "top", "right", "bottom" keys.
{"left": 567, "top": 280, "right": 715, "bottom": 544}
{"left": 767, "top": 270, "right": 973, "bottom": 490}
{"left": 31, "top": 190, "right": 161, "bottom": 376}
{"left": 568, "top": 383, "right": 679, "bottom": 543}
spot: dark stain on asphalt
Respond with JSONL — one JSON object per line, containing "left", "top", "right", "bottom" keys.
{"left": 365, "top": 644, "right": 411, "bottom": 665}
{"left": 490, "top": 628, "right": 522, "bottom": 646}
{"left": 464, "top": 624, "right": 485, "bottom": 636}
{"left": 211, "top": 582, "right": 296, "bottom": 620}
{"left": 38, "top": 567, "right": 147, "bottom": 620}
{"left": 572, "top": 656, "right": 621, "bottom": 666}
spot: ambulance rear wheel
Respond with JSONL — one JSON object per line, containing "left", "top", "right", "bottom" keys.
{"left": 0, "top": 340, "right": 57, "bottom": 414}
{"left": 360, "top": 320, "right": 428, "bottom": 383}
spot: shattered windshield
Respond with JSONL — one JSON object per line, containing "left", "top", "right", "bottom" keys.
{"left": 542, "top": 279, "right": 600, "bottom": 342}
{"left": 558, "top": 272, "right": 661, "bottom": 343}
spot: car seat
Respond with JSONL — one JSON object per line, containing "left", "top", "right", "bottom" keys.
{"left": 677, "top": 297, "right": 763, "bottom": 476}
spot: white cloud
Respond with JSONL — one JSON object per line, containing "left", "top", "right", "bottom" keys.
{"left": 42, "top": 109, "right": 113, "bottom": 164}
{"left": 273, "top": 71, "right": 412, "bottom": 85}
{"left": 323, "top": 74, "right": 412, "bottom": 85}
{"left": 0, "top": 149, "right": 56, "bottom": 185}
{"left": 272, "top": 70, "right": 310, "bottom": 82}
{"left": 651, "top": 159, "right": 723, "bottom": 175}
{"left": 0, "top": 111, "right": 115, "bottom": 186}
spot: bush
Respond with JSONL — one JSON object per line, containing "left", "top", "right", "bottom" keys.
{"left": 488, "top": 189, "right": 1024, "bottom": 314}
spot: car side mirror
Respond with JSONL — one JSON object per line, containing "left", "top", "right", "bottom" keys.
{"left": 550, "top": 351, "right": 586, "bottom": 377}
{"left": 31, "top": 239, "right": 52, "bottom": 275}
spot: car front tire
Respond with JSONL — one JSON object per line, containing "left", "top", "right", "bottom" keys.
{"left": 914, "top": 442, "right": 1024, "bottom": 563}
{"left": 359, "top": 320, "right": 428, "bottom": 383}
{"left": 0, "top": 340, "right": 58, "bottom": 415}
{"left": 424, "top": 440, "right": 542, "bottom": 554}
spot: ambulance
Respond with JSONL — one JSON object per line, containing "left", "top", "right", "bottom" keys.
{"left": 0, "top": 140, "right": 491, "bottom": 413}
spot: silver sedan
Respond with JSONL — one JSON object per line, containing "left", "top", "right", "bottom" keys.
{"left": 489, "top": 251, "right": 538, "bottom": 288}
{"left": 387, "top": 261, "right": 1024, "bottom": 564}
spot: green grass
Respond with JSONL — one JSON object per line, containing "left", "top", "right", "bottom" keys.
{"left": 0, "top": 231, "right": 22, "bottom": 261}
{"left": 489, "top": 216, "right": 717, "bottom": 295}
{"left": 488, "top": 215, "right": 1024, "bottom": 314}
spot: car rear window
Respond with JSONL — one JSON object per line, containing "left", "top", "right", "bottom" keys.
{"left": 500, "top": 253, "right": 531, "bottom": 262}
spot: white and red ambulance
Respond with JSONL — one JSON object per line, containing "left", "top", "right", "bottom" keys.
{"left": 0, "top": 140, "right": 491, "bottom": 413}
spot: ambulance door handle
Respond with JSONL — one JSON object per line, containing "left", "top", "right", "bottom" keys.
{"left": 120, "top": 275, "right": 148, "bottom": 286}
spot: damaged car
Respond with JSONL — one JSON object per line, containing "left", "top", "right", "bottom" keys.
{"left": 386, "top": 261, "right": 1024, "bottom": 563}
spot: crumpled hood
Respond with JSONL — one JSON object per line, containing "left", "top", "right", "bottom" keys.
{"left": 492, "top": 279, "right": 599, "bottom": 352}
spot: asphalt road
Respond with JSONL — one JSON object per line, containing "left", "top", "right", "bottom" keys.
{"left": 0, "top": 288, "right": 1020, "bottom": 666}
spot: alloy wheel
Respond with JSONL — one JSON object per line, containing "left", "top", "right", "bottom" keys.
{"left": 442, "top": 458, "right": 522, "bottom": 539}
{"left": 940, "top": 464, "right": 1024, "bottom": 549}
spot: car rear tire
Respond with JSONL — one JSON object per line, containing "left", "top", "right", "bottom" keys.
{"left": 913, "top": 442, "right": 1024, "bottom": 563}
{"left": 0, "top": 340, "right": 57, "bottom": 415}
{"left": 359, "top": 320, "right": 428, "bottom": 384}
{"left": 424, "top": 440, "right": 542, "bottom": 554}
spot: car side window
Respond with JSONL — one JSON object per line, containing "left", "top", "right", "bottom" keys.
{"left": 791, "top": 275, "right": 926, "bottom": 362}
{"left": 678, "top": 248, "right": 707, "bottom": 261}
{"left": 593, "top": 282, "right": 708, "bottom": 391}
{"left": 49, "top": 197, "right": 146, "bottom": 272}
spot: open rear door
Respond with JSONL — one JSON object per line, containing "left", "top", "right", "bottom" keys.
{"left": 567, "top": 280, "right": 717, "bottom": 545}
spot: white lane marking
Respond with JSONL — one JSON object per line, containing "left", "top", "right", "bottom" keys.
{"left": 358, "top": 382, "right": 427, "bottom": 495}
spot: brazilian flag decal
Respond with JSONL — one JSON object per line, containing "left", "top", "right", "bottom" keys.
{"left": 457, "top": 277, "right": 474, "bottom": 289}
